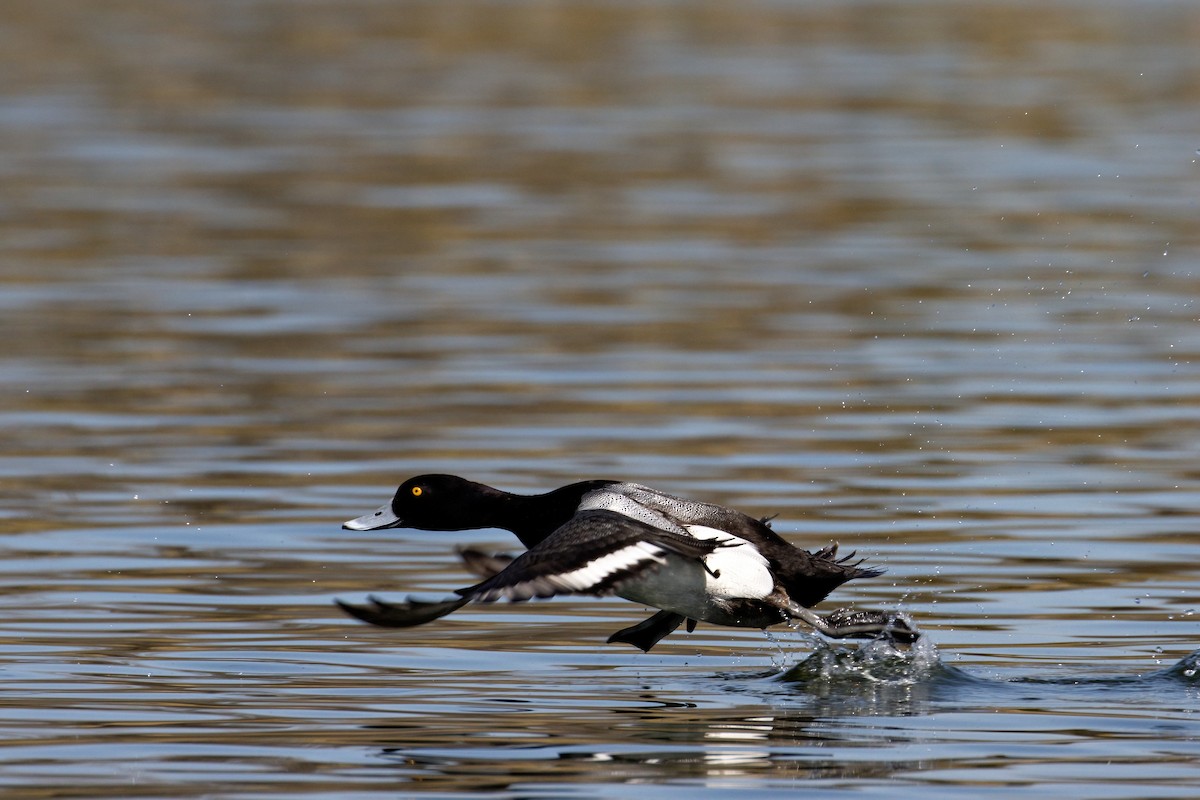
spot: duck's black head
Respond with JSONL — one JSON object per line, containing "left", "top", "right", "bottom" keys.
{"left": 342, "top": 474, "right": 617, "bottom": 545}
{"left": 343, "top": 474, "right": 507, "bottom": 532}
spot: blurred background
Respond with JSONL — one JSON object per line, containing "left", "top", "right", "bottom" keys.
{"left": 5, "top": 1, "right": 1198, "bottom": 522}
{"left": 2, "top": 1, "right": 1200, "bottom": 797}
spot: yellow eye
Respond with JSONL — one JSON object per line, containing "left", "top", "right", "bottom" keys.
{"left": 411, "top": 486, "right": 423, "bottom": 497}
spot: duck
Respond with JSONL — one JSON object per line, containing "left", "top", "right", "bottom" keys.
{"left": 337, "top": 474, "right": 916, "bottom": 651}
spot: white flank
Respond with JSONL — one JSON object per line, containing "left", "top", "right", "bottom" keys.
{"left": 549, "top": 541, "right": 666, "bottom": 592}
{"left": 685, "top": 525, "right": 774, "bottom": 600}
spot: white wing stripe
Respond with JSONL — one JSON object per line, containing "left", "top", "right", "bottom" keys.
{"left": 549, "top": 541, "right": 666, "bottom": 591}
{"left": 473, "top": 541, "right": 669, "bottom": 602}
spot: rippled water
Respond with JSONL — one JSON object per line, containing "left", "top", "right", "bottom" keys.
{"left": 3, "top": 1, "right": 1200, "bottom": 797}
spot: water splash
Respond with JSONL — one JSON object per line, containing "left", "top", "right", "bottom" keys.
{"left": 761, "top": 628, "right": 801, "bottom": 672}
{"left": 777, "top": 629, "right": 943, "bottom": 686}
{"left": 1161, "top": 648, "right": 1200, "bottom": 682}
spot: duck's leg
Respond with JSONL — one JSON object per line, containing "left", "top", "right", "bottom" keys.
{"left": 607, "top": 610, "right": 688, "bottom": 652}
{"left": 786, "top": 604, "right": 919, "bottom": 644}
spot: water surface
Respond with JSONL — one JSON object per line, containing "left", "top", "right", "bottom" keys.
{"left": 3, "top": 1, "right": 1200, "bottom": 797}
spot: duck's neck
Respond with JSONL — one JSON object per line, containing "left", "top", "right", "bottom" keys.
{"left": 495, "top": 480, "right": 616, "bottom": 547}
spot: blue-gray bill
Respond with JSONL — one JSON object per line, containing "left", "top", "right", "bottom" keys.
{"left": 343, "top": 503, "right": 401, "bottom": 531}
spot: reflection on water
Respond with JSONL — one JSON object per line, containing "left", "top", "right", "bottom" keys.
{"left": 3, "top": 0, "right": 1200, "bottom": 797}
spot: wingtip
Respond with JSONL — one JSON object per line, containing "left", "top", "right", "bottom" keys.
{"left": 335, "top": 593, "right": 471, "bottom": 628}
{"left": 334, "top": 597, "right": 378, "bottom": 624}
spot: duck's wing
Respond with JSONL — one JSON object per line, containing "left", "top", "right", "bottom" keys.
{"left": 456, "top": 547, "right": 514, "bottom": 578}
{"left": 583, "top": 482, "right": 766, "bottom": 538}
{"left": 336, "top": 549, "right": 516, "bottom": 629}
{"left": 463, "top": 510, "right": 724, "bottom": 602}
{"left": 336, "top": 510, "right": 723, "bottom": 630}
{"left": 336, "top": 594, "right": 470, "bottom": 628}
{"left": 335, "top": 547, "right": 515, "bottom": 628}
{"left": 575, "top": 485, "right": 693, "bottom": 534}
